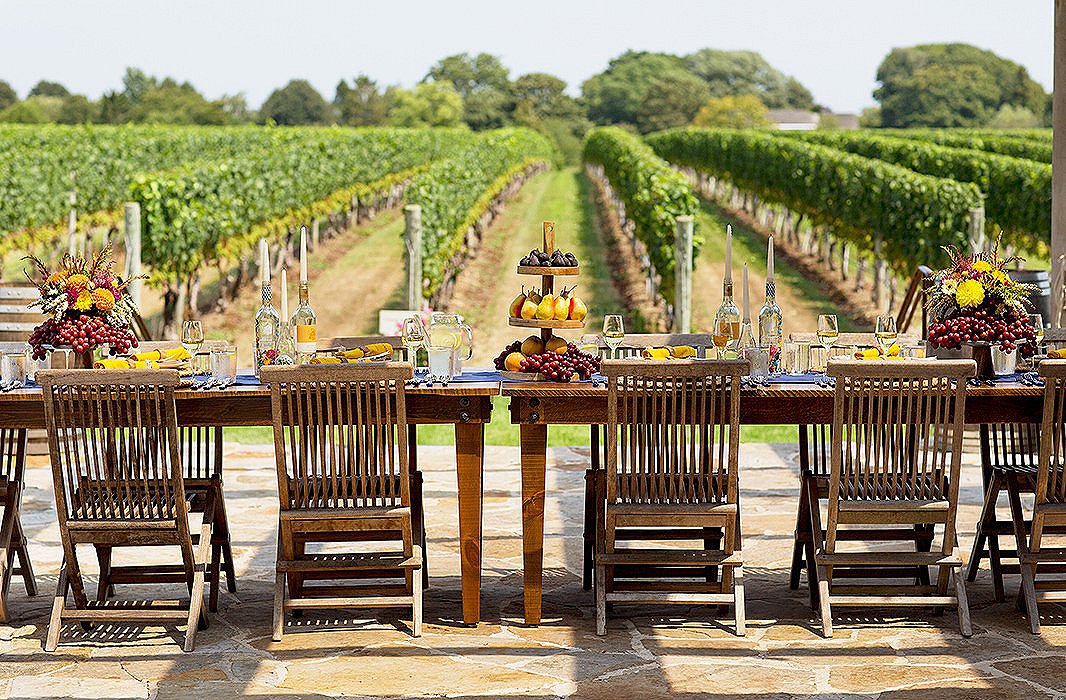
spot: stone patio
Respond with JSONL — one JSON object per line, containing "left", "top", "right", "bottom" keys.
{"left": 2, "top": 441, "right": 1065, "bottom": 699}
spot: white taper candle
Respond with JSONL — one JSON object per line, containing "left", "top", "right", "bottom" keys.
{"left": 725, "top": 225, "right": 733, "bottom": 284}
{"left": 767, "top": 235, "right": 775, "bottom": 283}
{"left": 281, "top": 269, "right": 288, "bottom": 319}
{"left": 259, "top": 239, "right": 269, "bottom": 284}
{"left": 743, "top": 263, "right": 750, "bottom": 321}
{"left": 300, "top": 226, "right": 308, "bottom": 283}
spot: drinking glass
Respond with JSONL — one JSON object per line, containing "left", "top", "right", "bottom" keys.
{"left": 2, "top": 353, "right": 26, "bottom": 388}
{"left": 210, "top": 347, "right": 237, "bottom": 385}
{"left": 712, "top": 317, "right": 733, "bottom": 359}
{"left": 602, "top": 315, "right": 624, "bottom": 359}
{"left": 1030, "top": 313, "right": 1046, "bottom": 355}
{"left": 401, "top": 316, "right": 427, "bottom": 372}
{"left": 181, "top": 320, "right": 204, "bottom": 357}
{"left": 816, "top": 315, "right": 839, "bottom": 368}
{"left": 789, "top": 340, "right": 812, "bottom": 373}
{"left": 875, "top": 315, "right": 898, "bottom": 355}
{"left": 427, "top": 345, "right": 454, "bottom": 383}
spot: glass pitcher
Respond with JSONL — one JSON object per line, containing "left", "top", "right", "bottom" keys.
{"left": 427, "top": 312, "right": 473, "bottom": 379}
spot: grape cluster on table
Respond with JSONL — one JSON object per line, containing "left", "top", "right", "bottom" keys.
{"left": 28, "top": 314, "right": 139, "bottom": 360}
{"left": 493, "top": 341, "right": 600, "bottom": 382}
{"left": 928, "top": 306, "right": 1036, "bottom": 355}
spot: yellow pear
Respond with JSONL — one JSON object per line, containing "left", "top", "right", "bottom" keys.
{"left": 536, "top": 293, "right": 556, "bottom": 320}
{"left": 568, "top": 294, "right": 588, "bottom": 322}
{"left": 520, "top": 298, "right": 538, "bottom": 319}
{"left": 553, "top": 286, "right": 573, "bottom": 320}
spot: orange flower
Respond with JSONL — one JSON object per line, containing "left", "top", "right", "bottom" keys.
{"left": 92, "top": 288, "right": 115, "bottom": 311}
{"left": 65, "top": 274, "right": 89, "bottom": 291}
{"left": 47, "top": 270, "right": 69, "bottom": 286}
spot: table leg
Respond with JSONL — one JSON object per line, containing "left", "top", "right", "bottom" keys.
{"left": 455, "top": 422, "right": 484, "bottom": 625}
{"left": 521, "top": 422, "right": 548, "bottom": 625}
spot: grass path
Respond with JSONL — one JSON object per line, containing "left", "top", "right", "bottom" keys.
{"left": 448, "top": 167, "right": 623, "bottom": 364}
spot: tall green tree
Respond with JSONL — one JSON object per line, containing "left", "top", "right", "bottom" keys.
{"left": 636, "top": 73, "right": 710, "bottom": 133}
{"left": 28, "top": 80, "right": 69, "bottom": 98}
{"left": 386, "top": 81, "right": 464, "bottom": 128}
{"left": 260, "top": 79, "right": 330, "bottom": 125}
{"left": 334, "top": 75, "right": 388, "bottom": 126}
{"left": 684, "top": 49, "right": 814, "bottom": 109}
{"left": 874, "top": 43, "right": 1047, "bottom": 127}
{"left": 581, "top": 51, "right": 689, "bottom": 126}
{"left": 512, "top": 73, "right": 584, "bottom": 121}
{"left": 56, "top": 94, "right": 96, "bottom": 123}
{"left": 0, "top": 80, "right": 18, "bottom": 111}
{"left": 425, "top": 52, "right": 512, "bottom": 130}
{"left": 692, "top": 94, "right": 770, "bottom": 128}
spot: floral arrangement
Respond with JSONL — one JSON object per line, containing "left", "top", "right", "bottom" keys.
{"left": 925, "top": 239, "right": 1037, "bottom": 354}
{"left": 24, "top": 246, "right": 145, "bottom": 360}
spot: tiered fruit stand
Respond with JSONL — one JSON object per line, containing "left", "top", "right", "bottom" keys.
{"left": 501, "top": 221, "right": 585, "bottom": 381}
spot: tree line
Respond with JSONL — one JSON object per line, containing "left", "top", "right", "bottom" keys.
{"left": 0, "top": 42, "right": 1049, "bottom": 157}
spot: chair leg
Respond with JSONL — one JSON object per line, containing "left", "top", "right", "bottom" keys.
{"left": 582, "top": 468, "right": 595, "bottom": 591}
{"left": 953, "top": 564, "right": 972, "bottom": 638}
{"left": 411, "top": 470, "right": 429, "bottom": 590}
{"left": 1006, "top": 477, "right": 1041, "bottom": 634}
{"left": 272, "top": 570, "right": 286, "bottom": 642}
{"left": 968, "top": 474, "right": 999, "bottom": 582}
{"left": 817, "top": 565, "right": 832, "bottom": 638}
{"left": 213, "top": 483, "right": 238, "bottom": 594}
{"left": 44, "top": 560, "right": 70, "bottom": 652}
{"left": 94, "top": 545, "right": 112, "bottom": 602}
{"left": 595, "top": 562, "right": 607, "bottom": 636}
{"left": 13, "top": 517, "right": 36, "bottom": 596}
{"left": 412, "top": 547, "right": 423, "bottom": 638}
{"left": 733, "top": 565, "right": 746, "bottom": 637}
{"left": 805, "top": 480, "right": 822, "bottom": 610}
{"left": 184, "top": 513, "right": 212, "bottom": 652}
{"left": 209, "top": 543, "right": 222, "bottom": 612}
{"left": 790, "top": 475, "right": 810, "bottom": 590}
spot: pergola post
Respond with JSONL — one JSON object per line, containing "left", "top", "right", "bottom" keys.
{"left": 1053, "top": 0, "right": 1066, "bottom": 326}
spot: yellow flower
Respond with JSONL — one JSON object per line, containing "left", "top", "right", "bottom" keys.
{"left": 992, "top": 270, "right": 1008, "bottom": 284}
{"left": 73, "top": 289, "right": 94, "bottom": 311}
{"left": 972, "top": 260, "right": 993, "bottom": 273}
{"left": 66, "top": 274, "right": 89, "bottom": 291}
{"left": 955, "top": 279, "right": 985, "bottom": 308}
{"left": 47, "top": 270, "right": 69, "bottom": 286}
{"left": 92, "top": 288, "right": 115, "bottom": 311}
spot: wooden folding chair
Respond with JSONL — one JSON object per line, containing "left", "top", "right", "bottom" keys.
{"left": 579, "top": 333, "right": 715, "bottom": 592}
{"left": 1009, "top": 360, "right": 1066, "bottom": 633}
{"left": 966, "top": 423, "right": 1048, "bottom": 602}
{"left": 326, "top": 335, "right": 427, "bottom": 588}
{"left": 815, "top": 359, "right": 975, "bottom": 638}
{"left": 39, "top": 370, "right": 213, "bottom": 652}
{"left": 262, "top": 363, "right": 423, "bottom": 639}
{"left": 0, "top": 428, "right": 35, "bottom": 621}
{"left": 595, "top": 359, "right": 748, "bottom": 636}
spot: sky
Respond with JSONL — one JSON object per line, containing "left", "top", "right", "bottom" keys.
{"left": 0, "top": 0, "right": 1053, "bottom": 113}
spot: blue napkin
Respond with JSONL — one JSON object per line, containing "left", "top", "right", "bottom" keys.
{"left": 769, "top": 373, "right": 832, "bottom": 385}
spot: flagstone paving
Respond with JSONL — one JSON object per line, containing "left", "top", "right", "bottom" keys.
{"left": 2, "top": 442, "right": 1065, "bottom": 699}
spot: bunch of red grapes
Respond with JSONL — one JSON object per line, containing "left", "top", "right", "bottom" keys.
{"left": 28, "top": 314, "right": 138, "bottom": 360}
{"left": 927, "top": 305, "right": 1036, "bottom": 355}
{"left": 493, "top": 341, "right": 600, "bottom": 382}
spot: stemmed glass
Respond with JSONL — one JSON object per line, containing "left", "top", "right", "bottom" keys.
{"left": 1030, "top": 313, "right": 1045, "bottom": 355}
{"left": 816, "top": 314, "right": 838, "bottom": 371}
{"left": 875, "top": 315, "right": 897, "bottom": 356}
{"left": 181, "top": 320, "right": 204, "bottom": 356}
{"left": 401, "top": 316, "right": 428, "bottom": 373}
{"left": 602, "top": 315, "right": 624, "bottom": 359}
{"left": 713, "top": 317, "right": 733, "bottom": 359}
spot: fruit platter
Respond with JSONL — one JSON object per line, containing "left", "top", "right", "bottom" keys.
{"left": 495, "top": 221, "right": 600, "bottom": 382}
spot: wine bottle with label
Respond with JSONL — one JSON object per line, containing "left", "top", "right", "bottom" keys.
{"left": 254, "top": 239, "right": 280, "bottom": 376}
{"left": 713, "top": 226, "right": 741, "bottom": 353}
{"left": 292, "top": 226, "right": 318, "bottom": 364}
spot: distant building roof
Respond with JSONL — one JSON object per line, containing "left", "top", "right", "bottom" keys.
{"left": 767, "top": 109, "right": 820, "bottom": 130}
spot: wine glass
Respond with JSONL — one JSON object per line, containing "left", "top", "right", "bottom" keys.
{"left": 712, "top": 317, "right": 733, "bottom": 359}
{"left": 401, "top": 316, "right": 428, "bottom": 373}
{"left": 181, "top": 320, "right": 204, "bottom": 357}
{"left": 1030, "top": 313, "right": 1045, "bottom": 355}
{"left": 602, "top": 315, "right": 625, "bottom": 359}
{"left": 875, "top": 315, "right": 898, "bottom": 356}
{"left": 816, "top": 314, "right": 838, "bottom": 370}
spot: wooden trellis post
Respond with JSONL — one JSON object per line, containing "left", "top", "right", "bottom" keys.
{"left": 404, "top": 205, "right": 423, "bottom": 310}
{"left": 674, "top": 215, "right": 694, "bottom": 333}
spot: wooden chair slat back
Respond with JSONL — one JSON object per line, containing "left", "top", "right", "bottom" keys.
{"left": 603, "top": 359, "right": 748, "bottom": 506}
{"left": 39, "top": 370, "right": 185, "bottom": 523}
{"left": 1037, "top": 361, "right": 1066, "bottom": 505}
{"left": 827, "top": 360, "right": 974, "bottom": 504}
{"left": 983, "top": 423, "right": 1041, "bottom": 472}
{"left": 0, "top": 428, "right": 27, "bottom": 485}
{"left": 262, "top": 363, "right": 413, "bottom": 510}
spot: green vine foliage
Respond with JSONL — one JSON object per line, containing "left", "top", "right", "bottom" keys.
{"left": 582, "top": 127, "right": 699, "bottom": 304}
{"left": 131, "top": 127, "right": 471, "bottom": 281}
{"left": 406, "top": 127, "right": 555, "bottom": 300}
{"left": 647, "top": 127, "right": 983, "bottom": 273}
{"left": 782, "top": 130, "right": 1050, "bottom": 253}
{"left": 880, "top": 129, "right": 1052, "bottom": 163}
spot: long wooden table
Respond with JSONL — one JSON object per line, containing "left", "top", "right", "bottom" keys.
{"left": 504, "top": 380, "right": 1045, "bottom": 625}
{"left": 0, "top": 380, "right": 499, "bottom": 626}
